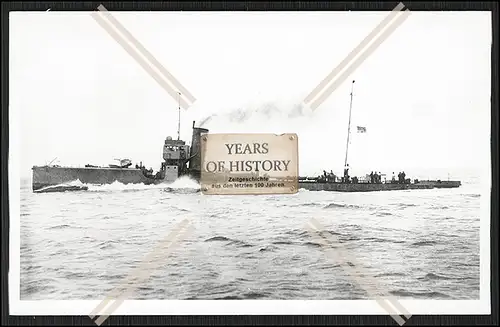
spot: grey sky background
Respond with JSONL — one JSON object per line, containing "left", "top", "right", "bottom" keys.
{"left": 10, "top": 11, "right": 491, "bottom": 179}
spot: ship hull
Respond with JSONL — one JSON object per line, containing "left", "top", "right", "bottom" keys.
{"left": 298, "top": 180, "right": 461, "bottom": 192}
{"left": 32, "top": 166, "right": 168, "bottom": 192}
{"left": 414, "top": 180, "right": 462, "bottom": 189}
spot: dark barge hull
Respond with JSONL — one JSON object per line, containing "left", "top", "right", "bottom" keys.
{"left": 298, "top": 180, "right": 461, "bottom": 192}
{"left": 32, "top": 166, "right": 167, "bottom": 192}
{"left": 415, "top": 180, "right": 462, "bottom": 189}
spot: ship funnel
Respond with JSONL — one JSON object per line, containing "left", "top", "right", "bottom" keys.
{"left": 189, "top": 120, "right": 209, "bottom": 181}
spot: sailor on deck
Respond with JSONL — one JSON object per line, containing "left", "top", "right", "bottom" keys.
{"left": 330, "top": 170, "right": 336, "bottom": 182}
{"left": 343, "top": 165, "right": 350, "bottom": 183}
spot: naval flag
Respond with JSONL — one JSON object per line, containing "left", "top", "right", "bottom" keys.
{"left": 357, "top": 126, "right": 367, "bottom": 133}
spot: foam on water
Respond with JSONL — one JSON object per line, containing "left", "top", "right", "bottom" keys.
{"left": 167, "top": 176, "right": 201, "bottom": 189}
{"left": 50, "top": 175, "right": 201, "bottom": 192}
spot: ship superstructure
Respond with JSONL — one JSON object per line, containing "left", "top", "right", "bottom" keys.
{"left": 32, "top": 121, "right": 209, "bottom": 192}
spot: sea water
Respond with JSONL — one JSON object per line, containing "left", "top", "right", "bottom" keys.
{"left": 18, "top": 171, "right": 483, "bottom": 300}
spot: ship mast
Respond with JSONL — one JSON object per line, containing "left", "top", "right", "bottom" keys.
{"left": 177, "top": 91, "right": 181, "bottom": 141}
{"left": 343, "top": 80, "right": 356, "bottom": 170}
{"left": 48, "top": 157, "right": 58, "bottom": 166}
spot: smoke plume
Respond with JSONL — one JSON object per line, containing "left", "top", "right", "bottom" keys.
{"left": 198, "top": 101, "right": 308, "bottom": 128}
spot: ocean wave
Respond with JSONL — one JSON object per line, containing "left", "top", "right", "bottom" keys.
{"left": 205, "top": 236, "right": 231, "bottom": 242}
{"left": 324, "top": 203, "right": 362, "bottom": 209}
{"left": 302, "top": 241, "right": 324, "bottom": 248}
{"left": 204, "top": 236, "right": 254, "bottom": 248}
{"left": 96, "top": 240, "right": 120, "bottom": 250}
{"left": 428, "top": 205, "right": 450, "bottom": 209}
{"left": 411, "top": 240, "right": 437, "bottom": 247}
{"left": 242, "top": 291, "right": 270, "bottom": 299}
{"left": 47, "top": 224, "right": 72, "bottom": 230}
{"left": 272, "top": 240, "right": 294, "bottom": 245}
{"left": 364, "top": 237, "right": 405, "bottom": 244}
{"left": 227, "top": 239, "right": 254, "bottom": 248}
{"left": 418, "top": 272, "right": 456, "bottom": 281}
{"left": 465, "top": 194, "right": 481, "bottom": 198}
{"left": 396, "top": 203, "right": 418, "bottom": 209}
{"left": 374, "top": 272, "right": 407, "bottom": 278}
{"left": 259, "top": 245, "right": 278, "bottom": 252}
{"left": 374, "top": 211, "right": 393, "bottom": 217}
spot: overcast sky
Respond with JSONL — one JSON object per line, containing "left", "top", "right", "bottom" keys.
{"left": 10, "top": 11, "right": 491, "bottom": 179}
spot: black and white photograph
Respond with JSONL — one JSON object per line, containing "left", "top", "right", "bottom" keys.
{"left": 8, "top": 5, "right": 492, "bottom": 320}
